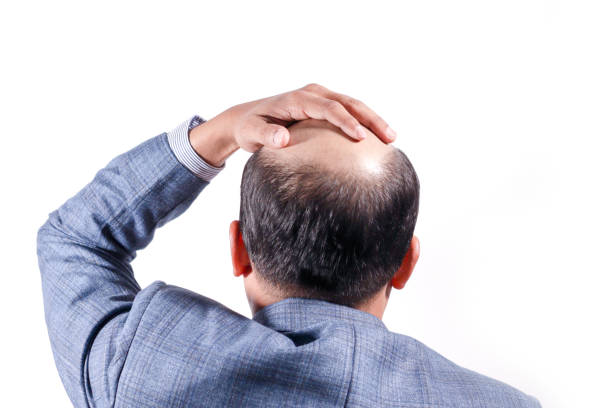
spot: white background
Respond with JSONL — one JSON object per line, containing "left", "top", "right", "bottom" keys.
{"left": 1, "top": 1, "right": 610, "bottom": 406}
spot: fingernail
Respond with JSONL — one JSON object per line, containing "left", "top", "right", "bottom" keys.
{"left": 386, "top": 126, "right": 397, "bottom": 140}
{"left": 273, "top": 130, "right": 285, "bottom": 146}
{"left": 356, "top": 126, "right": 367, "bottom": 140}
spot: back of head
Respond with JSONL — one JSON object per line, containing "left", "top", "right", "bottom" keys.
{"left": 239, "top": 119, "right": 419, "bottom": 307}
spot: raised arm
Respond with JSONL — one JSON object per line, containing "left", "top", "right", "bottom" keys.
{"left": 36, "top": 116, "right": 224, "bottom": 407}
{"left": 36, "top": 83, "right": 394, "bottom": 407}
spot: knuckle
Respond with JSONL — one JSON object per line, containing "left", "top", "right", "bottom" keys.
{"left": 303, "top": 82, "right": 323, "bottom": 92}
{"left": 324, "top": 99, "right": 343, "bottom": 111}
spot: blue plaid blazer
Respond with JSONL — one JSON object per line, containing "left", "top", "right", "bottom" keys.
{"left": 36, "top": 119, "right": 541, "bottom": 407}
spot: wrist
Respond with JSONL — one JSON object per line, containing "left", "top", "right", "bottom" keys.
{"left": 189, "top": 113, "right": 239, "bottom": 167}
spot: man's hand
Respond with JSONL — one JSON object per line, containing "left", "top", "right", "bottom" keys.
{"left": 188, "top": 83, "right": 397, "bottom": 167}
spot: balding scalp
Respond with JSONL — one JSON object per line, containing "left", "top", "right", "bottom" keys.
{"left": 239, "top": 120, "right": 419, "bottom": 307}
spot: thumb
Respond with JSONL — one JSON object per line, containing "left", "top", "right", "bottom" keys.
{"left": 262, "top": 124, "right": 290, "bottom": 148}
{"left": 239, "top": 118, "right": 290, "bottom": 151}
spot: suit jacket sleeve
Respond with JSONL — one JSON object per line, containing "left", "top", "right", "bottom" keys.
{"left": 36, "top": 118, "right": 221, "bottom": 407}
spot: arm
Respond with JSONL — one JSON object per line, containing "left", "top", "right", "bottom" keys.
{"left": 36, "top": 83, "right": 394, "bottom": 407}
{"left": 36, "top": 116, "right": 223, "bottom": 407}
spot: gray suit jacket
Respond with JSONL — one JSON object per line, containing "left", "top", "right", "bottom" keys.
{"left": 36, "top": 118, "right": 541, "bottom": 407}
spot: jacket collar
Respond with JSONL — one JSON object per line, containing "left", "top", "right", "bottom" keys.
{"left": 252, "top": 297, "right": 388, "bottom": 332}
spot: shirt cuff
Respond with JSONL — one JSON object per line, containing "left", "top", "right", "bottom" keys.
{"left": 167, "top": 115, "right": 226, "bottom": 182}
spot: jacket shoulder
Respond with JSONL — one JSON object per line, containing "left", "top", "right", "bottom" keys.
{"left": 388, "top": 332, "right": 541, "bottom": 408}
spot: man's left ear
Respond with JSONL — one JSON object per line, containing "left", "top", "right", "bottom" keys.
{"left": 229, "top": 220, "right": 253, "bottom": 277}
{"left": 391, "top": 235, "right": 420, "bottom": 290}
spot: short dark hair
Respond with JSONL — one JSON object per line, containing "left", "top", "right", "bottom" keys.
{"left": 239, "top": 146, "right": 419, "bottom": 307}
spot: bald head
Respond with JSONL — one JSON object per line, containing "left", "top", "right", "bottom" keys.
{"left": 239, "top": 119, "right": 419, "bottom": 307}
{"left": 266, "top": 118, "right": 395, "bottom": 175}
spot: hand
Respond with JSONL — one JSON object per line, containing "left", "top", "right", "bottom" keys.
{"left": 188, "top": 83, "right": 397, "bottom": 166}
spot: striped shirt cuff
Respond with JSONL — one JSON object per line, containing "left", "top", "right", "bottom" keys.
{"left": 167, "top": 115, "right": 225, "bottom": 182}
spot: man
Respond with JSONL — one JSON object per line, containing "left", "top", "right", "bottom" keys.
{"left": 37, "top": 84, "right": 540, "bottom": 407}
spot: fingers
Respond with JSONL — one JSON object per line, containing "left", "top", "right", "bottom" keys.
{"left": 237, "top": 84, "right": 395, "bottom": 152}
{"left": 288, "top": 90, "right": 368, "bottom": 141}
{"left": 300, "top": 83, "right": 397, "bottom": 143}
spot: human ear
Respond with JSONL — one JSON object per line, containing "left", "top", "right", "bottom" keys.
{"left": 229, "top": 220, "right": 253, "bottom": 277}
{"left": 391, "top": 235, "right": 420, "bottom": 290}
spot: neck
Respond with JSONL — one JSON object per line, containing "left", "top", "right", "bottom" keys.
{"left": 353, "top": 283, "right": 392, "bottom": 320}
{"left": 248, "top": 280, "right": 392, "bottom": 321}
